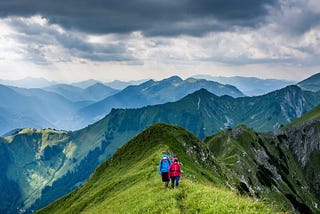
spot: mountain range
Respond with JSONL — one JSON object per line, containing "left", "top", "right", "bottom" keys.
{"left": 37, "top": 113, "right": 320, "bottom": 213}
{"left": 0, "top": 76, "right": 244, "bottom": 135}
{"left": 192, "top": 74, "right": 296, "bottom": 96}
{"left": 1, "top": 77, "right": 320, "bottom": 213}
{"left": 0, "top": 85, "right": 77, "bottom": 134}
{"left": 1, "top": 73, "right": 318, "bottom": 136}
{"left": 76, "top": 76, "right": 244, "bottom": 126}
{"left": 43, "top": 83, "right": 118, "bottom": 102}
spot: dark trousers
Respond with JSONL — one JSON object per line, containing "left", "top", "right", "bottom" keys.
{"left": 170, "top": 176, "right": 180, "bottom": 188}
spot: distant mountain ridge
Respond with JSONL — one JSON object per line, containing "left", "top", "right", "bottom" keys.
{"left": 0, "top": 84, "right": 76, "bottom": 134}
{"left": 43, "top": 83, "right": 118, "bottom": 102}
{"left": 297, "top": 73, "right": 320, "bottom": 92}
{"left": 1, "top": 85, "right": 320, "bottom": 213}
{"left": 1, "top": 73, "right": 319, "bottom": 136}
{"left": 0, "top": 76, "right": 244, "bottom": 135}
{"left": 77, "top": 76, "right": 245, "bottom": 126}
{"left": 0, "top": 77, "right": 58, "bottom": 88}
{"left": 192, "top": 74, "right": 296, "bottom": 96}
{"left": 98, "top": 85, "right": 320, "bottom": 139}
{"left": 104, "top": 79, "right": 148, "bottom": 90}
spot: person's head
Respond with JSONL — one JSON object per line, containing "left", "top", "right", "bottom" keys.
{"left": 173, "top": 157, "right": 178, "bottom": 163}
{"left": 162, "top": 154, "right": 167, "bottom": 159}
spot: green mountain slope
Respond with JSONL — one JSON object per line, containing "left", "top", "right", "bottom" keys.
{"left": 2, "top": 85, "right": 320, "bottom": 213}
{"left": 204, "top": 126, "right": 317, "bottom": 213}
{"left": 286, "top": 104, "right": 320, "bottom": 127}
{"left": 95, "top": 85, "right": 320, "bottom": 139}
{"left": 77, "top": 76, "right": 244, "bottom": 126}
{"left": 37, "top": 123, "right": 277, "bottom": 214}
{"left": 38, "top": 118, "right": 320, "bottom": 213}
{"left": 297, "top": 73, "right": 320, "bottom": 92}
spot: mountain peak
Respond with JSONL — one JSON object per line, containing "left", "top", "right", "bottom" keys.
{"left": 162, "top": 75, "right": 183, "bottom": 83}
{"left": 190, "top": 88, "right": 214, "bottom": 96}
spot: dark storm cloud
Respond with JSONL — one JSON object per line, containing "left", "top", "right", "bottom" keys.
{"left": 0, "top": 0, "right": 277, "bottom": 36}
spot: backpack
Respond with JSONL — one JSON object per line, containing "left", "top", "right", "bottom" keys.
{"left": 160, "top": 158, "right": 171, "bottom": 170}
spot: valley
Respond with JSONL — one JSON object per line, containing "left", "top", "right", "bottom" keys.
{"left": 0, "top": 73, "right": 320, "bottom": 213}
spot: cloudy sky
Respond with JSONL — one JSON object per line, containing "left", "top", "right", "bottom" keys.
{"left": 0, "top": 0, "right": 320, "bottom": 82}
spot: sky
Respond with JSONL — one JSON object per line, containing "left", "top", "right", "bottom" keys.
{"left": 0, "top": 0, "right": 320, "bottom": 83}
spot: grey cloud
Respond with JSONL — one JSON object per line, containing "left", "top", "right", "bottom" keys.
{"left": 0, "top": 0, "right": 277, "bottom": 36}
{"left": 7, "top": 17, "right": 139, "bottom": 63}
{"left": 267, "top": 0, "right": 320, "bottom": 36}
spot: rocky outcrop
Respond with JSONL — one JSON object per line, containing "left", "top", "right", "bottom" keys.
{"left": 275, "top": 118, "right": 320, "bottom": 203}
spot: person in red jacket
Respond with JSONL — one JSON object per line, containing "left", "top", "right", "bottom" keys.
{"left": 169, "top": 157, "right": 181, "bottom": 188}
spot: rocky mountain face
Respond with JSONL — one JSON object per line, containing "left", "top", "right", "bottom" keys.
{"left": 1, "top": 86, "right": 320, "bottom": 213}
{"left": 99, "top": 85, "right": 320, "bottom": 139}
{"left": 205, "top": 122, "right": 320, "bottom": 213}
{"left": 38, "top": 121, "right": 320, "bottom": 213}
{"left": 276, "top": 118, "right": 320, "bottom": 201}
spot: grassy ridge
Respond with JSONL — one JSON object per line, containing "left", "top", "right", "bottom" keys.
{"left": 286, "top": 104, "right": 320, "bottom": 127}
{"left": 37, "top": 123, "right": 277, "bottom": 214}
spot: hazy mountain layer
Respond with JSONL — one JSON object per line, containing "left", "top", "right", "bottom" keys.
{"left": 0, "top": 76, "right": 244, "bottom": 135}
{"left": 77, "top": 76, "right": 245, "bottom": 126}
{"left": 43, "top": 83, "right": 118, "bottom": 102}
{"left": 0, "top": 85, "right": 78, "bottom": 135}
{"left": 1, "top": 86, "right": 320, "bottom": 213}
{"left": 192, "top": 74, "right": 295, "bottom": 96}
{"left": 297, "top": 73, "right": 320, "bottom": 92}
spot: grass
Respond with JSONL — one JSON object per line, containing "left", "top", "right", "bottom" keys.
{"left": 285, "top": 104, "right": 320, "bottom": 128}
{"left": 39, "top": 135, "right": 276, "bottom": 213}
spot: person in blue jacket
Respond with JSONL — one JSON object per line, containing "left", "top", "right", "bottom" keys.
{"left": 158, "top": 153, "right": 171, "bottom": 187}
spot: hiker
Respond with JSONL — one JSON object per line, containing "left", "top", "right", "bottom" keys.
{"left": 158, "top": 153, "right": 171, "bottom": 187}
{"left": 169, "top": 157, "right": 181, "bottom": 188}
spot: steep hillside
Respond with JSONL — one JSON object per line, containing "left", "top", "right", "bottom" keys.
{"left": 1, "top": 129, "right": 72, "bottom": 213}
{"left": 77, "top": 76, "right": 244, "bottom": 126}
{"left": 91, "top": 85, "right": 320, "bottom": 139}
{"left": 205, "top": 125, "right": 318, "bottom": 213}
{"left": 286, "top": 105, "right": 320, "bottom": 128}
{"left": 297, "top": 73, "right": 320, "bottom": 92}
{"left": 37, "top": 123, "right": 277, "bottom": 214}
{"left": 38, "top": 121, "right": 320, "bottom": 213}
{"left": 2, "top": 86, "right": 320, "bottom": 212}
{"left": 276, "top": 117, "right": 320, "bottom": 204}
